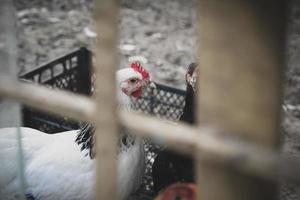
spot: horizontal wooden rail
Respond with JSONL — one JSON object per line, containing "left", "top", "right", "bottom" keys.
{"left": 120, "top": 111, "right": 300, "bottom": 184}
{"left": 0, "top": 76, "right": 96, "bottom": 123}
{"left": 1, "top": 77, "right": 299, "bottom": 184}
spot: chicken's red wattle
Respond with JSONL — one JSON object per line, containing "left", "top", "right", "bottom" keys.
{"left": 131, "top": 89, "right": 142, "bottom": 98}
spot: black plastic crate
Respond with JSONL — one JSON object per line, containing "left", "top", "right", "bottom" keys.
{"left": 20, "top": 47, "right": 186, "bottom": 133}
{"left": 19, "top": 47, "right": 92, "bottom": 133}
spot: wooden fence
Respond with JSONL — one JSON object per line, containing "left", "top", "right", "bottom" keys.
{"left": 0, "top": 0, "right": 296, "bottom": 200}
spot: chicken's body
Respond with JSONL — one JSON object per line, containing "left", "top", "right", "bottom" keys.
{"left": 0, "top": 62, "right": 150, "bottom": 200}
{"left": 1, "top": 128, "right": 144, "bottom": 200}
{"left": 0, "top": 128, "right": 94, "bottom": 200}
{"left": 152, "top": 63, "right": 198, "bottom": 193}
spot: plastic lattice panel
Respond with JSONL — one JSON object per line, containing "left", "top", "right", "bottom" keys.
{"left": 133, "top": 84, "right": 186, "bottom": 121}
{"left": 20, "top": 47, "right": 92, "bottom": 133}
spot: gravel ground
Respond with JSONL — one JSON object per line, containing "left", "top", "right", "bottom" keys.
{"left": 14, "top": 0, "right": 300, "bottom": 199}
{"left": 281, "top": 1, "right": 300, "bottom": 199}
{"left": 15, "top": 0, "right": 197, "bottom": 89}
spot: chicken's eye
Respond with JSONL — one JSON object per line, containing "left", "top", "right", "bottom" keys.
{"left": 129, "top": 78, "right": 138, "bottom": 84}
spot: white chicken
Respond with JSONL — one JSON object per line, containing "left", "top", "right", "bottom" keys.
{"left": 0, "top": 62, "right": 150, "bottom": 200}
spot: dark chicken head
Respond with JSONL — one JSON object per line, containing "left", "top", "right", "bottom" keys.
{"left": 185, "top": 63, "right": 198, "bottom": 92}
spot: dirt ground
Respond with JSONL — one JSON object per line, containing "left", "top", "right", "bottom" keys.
{"left": 14, "top": 0, "right": 300, "bottom": 199}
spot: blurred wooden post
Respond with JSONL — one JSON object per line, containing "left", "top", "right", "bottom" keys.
{"left": 94, "top": 0, "right": 119, "bottom": 199}
{"left": 196, "top": 1, "right": 286, "bottom": 200}
{"left": 0, "top": 0, "right": 20, "bottom": 128}
{"left": 0, "top": 1, "right": 26, "bottom": 199}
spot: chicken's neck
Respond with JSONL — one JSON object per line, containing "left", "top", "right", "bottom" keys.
{"left": 76, "top": 91, "right": 134, "bottom": 159}
{"left": 118, "top": 90, "right": 133, "bottom": 111}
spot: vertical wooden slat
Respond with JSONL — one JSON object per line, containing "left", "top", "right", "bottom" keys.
{"left": 94, "top": 0, "right": 119, "bottom": 199}
{"left": 0, "top": 0, "right": 20, "bottom": 128}
{"left": 0, "top": 1, "right": 26, "bottom": 199}
{"left": 196, "top": 1, "right": 286, "bottom": 200}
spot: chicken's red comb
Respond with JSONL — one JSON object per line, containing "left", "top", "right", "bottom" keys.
{"left": 130, "top": 61, "right": 150, "bottom": 80}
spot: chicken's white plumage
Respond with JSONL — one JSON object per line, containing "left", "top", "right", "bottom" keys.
{"left": 0, "top": 62, "right": 149, "bottom": 200}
